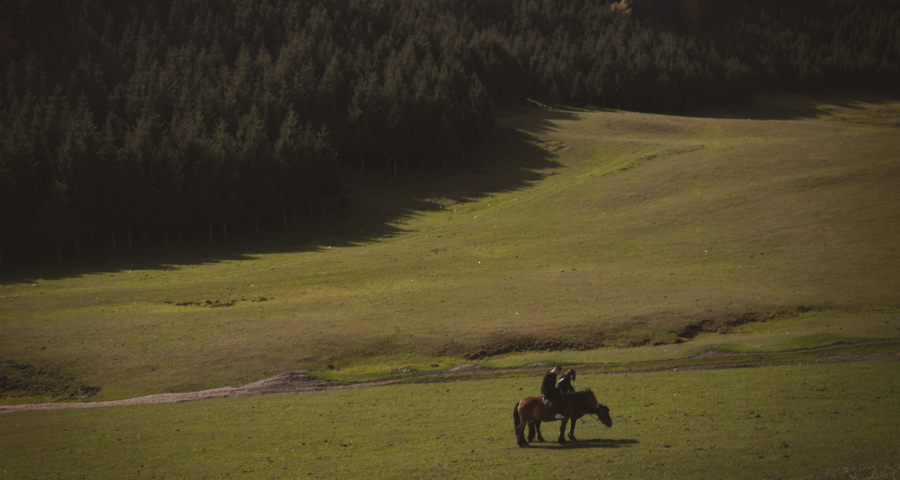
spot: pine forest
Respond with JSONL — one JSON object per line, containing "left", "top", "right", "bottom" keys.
{"left": 1, "top": 0, "right": 898, "bottom": 264}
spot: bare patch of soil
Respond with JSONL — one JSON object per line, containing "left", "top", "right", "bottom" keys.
{"left": 0, "top": 372, "right": 401, "bottom": 414}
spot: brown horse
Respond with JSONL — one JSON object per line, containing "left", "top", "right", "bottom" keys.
{"left": 513, "top": 389, "right": 612, "bottom": 447}
{"left": 530, "top": 392, "right": 612, "bottom": 444}
{"left": 528, "top": 409, "right": 585, "bottom": 443}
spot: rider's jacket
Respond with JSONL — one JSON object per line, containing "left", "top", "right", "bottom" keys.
{"left": 541, "top": 371, "right": 561, "bottom": 400}
{"left": 557, "top": 375, "right": 574, "bottom": 393}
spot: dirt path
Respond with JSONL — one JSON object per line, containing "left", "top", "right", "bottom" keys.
{"left": 2, "top": 345, "right": 897, "bottom": 414}
{"left": 0, "top": 371, "right": 403, "bottom": 414}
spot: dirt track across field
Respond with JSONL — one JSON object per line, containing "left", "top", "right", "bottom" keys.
{"left": 2, "top": 345, "right": 897, "bottom": 414}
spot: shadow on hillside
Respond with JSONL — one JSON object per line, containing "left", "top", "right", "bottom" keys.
{"left": 558, "top": 90, "right": 900, "bottom": 122}
{"left": 0, "top": 107, "right": 572, "bottom": 284}
{"left": 680, "top": 90, "right": 900, "bottom": 121}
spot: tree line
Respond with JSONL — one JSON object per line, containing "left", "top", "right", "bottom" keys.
{"left": 1, "top": 0, "right": 897, "bottom": 264}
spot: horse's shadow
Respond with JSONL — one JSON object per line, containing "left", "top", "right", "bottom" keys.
{"left": 524, "top": 438, "right": 639, "bottom": 450}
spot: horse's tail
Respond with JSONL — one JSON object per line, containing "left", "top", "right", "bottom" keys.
{"left": 513, "top": 401, "right": 521, "bottom": 429}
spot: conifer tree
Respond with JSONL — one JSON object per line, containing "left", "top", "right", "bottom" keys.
{"left": 235, "top": 107, "right": 278, "bottom": 233}
{"left": 274, "top": 110, "right": 307, "bottom": 222}
{"left": 56, "top": 97, "right": 102, "bottom": 255}
{"left": 96, "top": 112, "right": 125, "bottom": 248}
{"left": 31, "top": 180, "right": 78, "bottom": 263}
{"left": 347, "top": 73, "right": 381, "bottom": 174}
{"left": 0, "top": 162, "right": 26, "bottom": 266}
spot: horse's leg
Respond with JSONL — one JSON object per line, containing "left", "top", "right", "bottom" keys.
{"left": 516, "top": 424, "right": 528, "bottom": 447}
{"left": 514, "top": 404, "right": 530, "bottom": 447}
{"left": 513, "top": 401, "right": 527, "bottom": 447}
{"left": 528, "top": 421, "right": 544, "bottom": 442}
{"left": 567, "top": 418, "right": 578, "bottom": 441}
{"left": 558, "top": 418, "right": 568, "bottom": 443}
{"left": 515, "top": 421, "right": 528, "bottom": 447}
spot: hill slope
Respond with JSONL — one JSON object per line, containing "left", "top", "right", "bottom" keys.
{"left": 1, "top": 92, "right": 899, "bottom": 400}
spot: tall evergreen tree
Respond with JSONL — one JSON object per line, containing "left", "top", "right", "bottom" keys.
{"left": 236, "top": 106, "right": 278, "bottom": 233}
{"left": 31, "top": 180, "right": 77, "bottom": 263}
{"left": 56, "top": 97, "right": 102, "bottom": 255}
{"left": 0, "top": 161, "right": 26, "bottom": 266}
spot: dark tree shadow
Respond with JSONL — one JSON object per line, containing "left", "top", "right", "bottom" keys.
{"left": 556, "top": 89, "right": 900, "bottom": 122}
{"left": 672, "top": 89, "right": 900, "bottom": 121}
{"left": 0, "top": 107, "right": 574, "bottom": 284}
{"left": 8, "top": 90, "right": 896, "bottom": 284}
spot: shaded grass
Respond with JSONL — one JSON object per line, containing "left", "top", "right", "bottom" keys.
{"left": 0, "top": 361, "right": 897, "bottom": 479}
{"left": 0, "top": 360, "right": 99, "bottom": 403}
{"left": 1, "top": 93, "right": 899, "bottom": 400}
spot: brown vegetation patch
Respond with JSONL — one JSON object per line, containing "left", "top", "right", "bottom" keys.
{"left": 462, "top": 307, "right": 823, "bottom": 359}
{"left": 672, "top": 306, "right": 818, "bottom": 339}
{"left": 165, "top": 299, "right": 246, "bottom": 308}
{"left": 0, "top": 360, "right": 99, "bottom": 401}
{"left": 463, "top": 335, "right": 590, "bottom": 360}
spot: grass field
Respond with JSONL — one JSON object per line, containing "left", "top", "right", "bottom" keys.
{"left": 1, "top": 361, "right": 898, "bottom": 479}
{"left": 1, "top": 91, "right": 899, "bottom": 402}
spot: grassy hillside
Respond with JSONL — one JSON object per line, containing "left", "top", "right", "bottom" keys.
{"left": 1, "top": 92, "right": 899, "bottom": 401}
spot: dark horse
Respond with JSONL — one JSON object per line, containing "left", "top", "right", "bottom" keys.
{"left": 513, "top": 389, "right": 612, "bottom": 447}
{"left": 528, "top": 410, "right": 585, "bottom": 443}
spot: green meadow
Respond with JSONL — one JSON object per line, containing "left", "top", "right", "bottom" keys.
{"left": 2, "top": 92, "right": 899, "bottom": 399}
{"left": 1, "top": 92, "right": 899, "bottom": 477}
{"left": 0, "top": 362, "right": 897, "bottom": 479}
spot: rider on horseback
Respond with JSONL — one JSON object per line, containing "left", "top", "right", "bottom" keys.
{"left": 541, "top": 366, "right": 566, "bottom": 420}
{"left": 557, "top": 368, "right": 576, "bottom": 393}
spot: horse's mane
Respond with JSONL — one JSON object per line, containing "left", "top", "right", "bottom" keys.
{"left": 569, "top": 388, "right": 593, "bottom": 395}
{"left": 564, "top": 388, "right": 596, "bottom": 403}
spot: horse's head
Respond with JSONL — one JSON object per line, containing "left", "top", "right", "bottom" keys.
{"left": 583, "top": 389, "right": 612, "bottom": 427}
{"left": 595, "top": 404, "right": 612, "bottom": 427}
